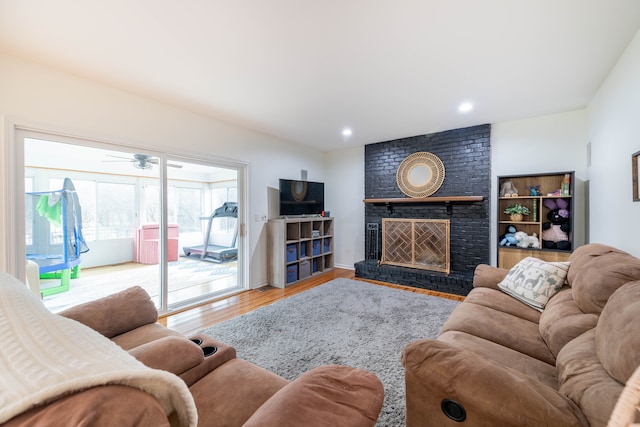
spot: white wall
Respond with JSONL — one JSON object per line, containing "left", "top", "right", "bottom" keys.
{"left": 586, "top": 30, "right": 640, "bottom": 258}
{"left": 491, "top": 111, "right": 588, "bottom": 264}
{"left": 324, "top": 146, "right": 364, "bottom": 269}
{"left": 0, "top": 53, "right": 326, "bottom": 288}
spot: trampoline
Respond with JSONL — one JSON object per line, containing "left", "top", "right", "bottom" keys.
{"left": 25, "top": 178, "right": 89, "bottom": 296}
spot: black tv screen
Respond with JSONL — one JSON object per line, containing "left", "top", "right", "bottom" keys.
{"left": 279, "top": 179, "right": 324, "bottom": 216}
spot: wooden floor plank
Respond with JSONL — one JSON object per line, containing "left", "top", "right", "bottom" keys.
{"left": 161, "top": 268, "right": 464, "bottom": 336}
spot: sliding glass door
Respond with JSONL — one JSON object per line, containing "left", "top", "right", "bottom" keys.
{"left": 20, "top": 131, "right": 244, "bottom": 313}
{"left": 164, "top": 158, "right": 240, "bottom": 308}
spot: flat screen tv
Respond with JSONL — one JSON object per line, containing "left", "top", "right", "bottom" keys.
{"left": 279, "top": 179, "right": 324, "bottom": 216}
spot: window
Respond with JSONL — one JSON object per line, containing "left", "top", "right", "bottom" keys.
{"left": 97, "top": 182, "right": 136, "bottom": 239}
{"left": 171, "top": 186, "right": 202, "bottom": 233}
{"left": 19, "top": 132, "right": 244, "bottom": 313}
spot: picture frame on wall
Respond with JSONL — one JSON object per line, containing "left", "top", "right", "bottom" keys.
{"left": 633, "top": 151, "right": 640, "bottom": 202}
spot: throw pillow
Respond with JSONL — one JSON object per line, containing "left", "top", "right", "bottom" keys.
{"left": 498, "top": 257, "right": 570, "bottom": 311}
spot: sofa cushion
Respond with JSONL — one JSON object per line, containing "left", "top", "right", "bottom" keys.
{"left": 556, "top": 329, "right": 624, "bottom": 427}
{"left": 190, "top": 358, "right": 289, "bottom": 426}
{"left": 111, "top": 322, "right": 183, "bottom": 350}
{"left": 440, "top": 299, "right": 555, "bottom": 365}
{"left": 497, "top": 257, "right": 570, "bottom": 312}
{"left": 439, "top": 330, "right": 558, "bottom": 388}
{"left": 59, "top": 286, "right": 158, "bottom": 338}
{"left": 464, "top": 287, "right": 541, "bottom": 324}
{"left": 539, "top": 288, "right": 598, "bottom": 358}
{"left": 596, "top": 280, "right": 640, "bottom": 384}
{"left": 568, "top": 244, "right": 640, "bottom": 314}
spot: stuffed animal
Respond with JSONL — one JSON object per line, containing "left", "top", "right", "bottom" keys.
{"left": 542, "top": 198, "right": 571, "bottom": 250}
{"left": 531, "top": 233, "right": 541, "bottom": 248}
{"left": 527, "top": 185, "right": 541, "bottom": 196}
{"left": 499, "top": 225, "right": 518, "bottom": 246}
{"left": 515, "top": 231, "right": 540, "bottom": 249}
{"left": 500, "top": 181, "right": 518, "bottom": 197}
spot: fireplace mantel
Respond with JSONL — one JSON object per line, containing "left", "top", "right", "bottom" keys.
{"left": 363, "top": 196, "right": 483, "bottom": 204}
{"left": 363, "top": 195, "right": 483, "bottom": 214}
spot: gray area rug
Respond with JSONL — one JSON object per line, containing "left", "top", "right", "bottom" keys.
{"left": 200, "top": 278, "right": 460, "bottom": 426}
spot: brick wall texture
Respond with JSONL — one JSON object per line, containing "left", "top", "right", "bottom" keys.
{"left": 355, "top": 124, "right": 491, "bottom": 296}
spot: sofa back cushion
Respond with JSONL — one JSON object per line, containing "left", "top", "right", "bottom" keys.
{"left": 596, "top": 280, "right": 640, "bottom": 384}
{"left": 556, "top": 329, "right": 623, "bottom": 426}
{"left": 567, "top": 244, "right": 640, "bottom": 315}
{"left": 59, "top": 286, "right": 158, "bottom": 338}
{"left": 539, "top": 288, "right": 598, "bottom": 358}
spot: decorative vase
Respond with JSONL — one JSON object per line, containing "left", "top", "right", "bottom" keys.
{"left": 510, "top": 213, "right": 523, "bottom": 221}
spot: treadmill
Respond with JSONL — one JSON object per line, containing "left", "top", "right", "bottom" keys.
{"left": 183, "top": 202, "right": 238, "bottom": 262}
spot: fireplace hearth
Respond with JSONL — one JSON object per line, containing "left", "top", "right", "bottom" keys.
{"left": 354, "top": 259, "right": 474, "bottom": 295}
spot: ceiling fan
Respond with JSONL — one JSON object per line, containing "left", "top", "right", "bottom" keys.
{"left": 103, "top": 153, "right": 183, "bottom": 170}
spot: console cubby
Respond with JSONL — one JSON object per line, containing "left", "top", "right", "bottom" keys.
{"left": 268, "top": 217, "right": 334, "bottom": 288}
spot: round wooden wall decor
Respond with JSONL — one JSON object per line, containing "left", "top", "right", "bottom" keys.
{"left": 396, "top": 152, "right": 445, "bottom": 198}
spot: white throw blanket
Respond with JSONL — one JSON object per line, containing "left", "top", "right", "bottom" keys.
{"left": 0, "top": 272, "right": 197, "bottom": 426}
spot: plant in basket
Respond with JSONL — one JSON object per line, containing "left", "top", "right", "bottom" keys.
{"left": 504, "top": 203, "right": 530, "bottom": 221}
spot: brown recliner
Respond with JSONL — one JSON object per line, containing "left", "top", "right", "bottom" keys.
{"left": 3, "top": 285, "right": 384, "bottom": 426}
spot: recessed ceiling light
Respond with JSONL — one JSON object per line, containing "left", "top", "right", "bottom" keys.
{"left": 458, "top": 102, "right": 473, "bottom": 113}
{"left": 342, "top": 128, "right": 353, "bottom": 137}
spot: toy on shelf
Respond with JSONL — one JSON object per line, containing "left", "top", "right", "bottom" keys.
{"left": 499, "top": 225, "right": 518, "bottom": 246}
{"left": 542, "top": 198, "right": 571, "bottom": 250}
{"left": 515, "top": 231, "right": 540, "bottom": 249}
{"left": 527, "top": 185, "right": 541, "bottom": 196}
{"left": 500, "top": 180, "right": 518, "bottom": 197}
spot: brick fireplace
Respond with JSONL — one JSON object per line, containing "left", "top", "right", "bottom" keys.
{"left": 354, "top": 124, "right": 491, "bottom": 296}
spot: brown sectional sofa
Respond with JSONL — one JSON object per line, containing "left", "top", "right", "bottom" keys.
{"left": 402, "top": 243, "right": 640, "bottom": 427}
{"left": 1, "top": 279, "right": 384, "bottom": 426}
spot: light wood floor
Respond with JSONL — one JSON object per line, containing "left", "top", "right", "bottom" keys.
{"left": 160, "top": 268, "right": 465, "bottom": 336}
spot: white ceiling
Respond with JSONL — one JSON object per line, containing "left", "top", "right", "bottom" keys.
{"left": 1, "top": 1, "right": 640, "bottom": 152}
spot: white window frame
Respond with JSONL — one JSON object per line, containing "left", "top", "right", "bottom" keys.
{"left": 2, "top": 119, "right": 248, "bottom": 314}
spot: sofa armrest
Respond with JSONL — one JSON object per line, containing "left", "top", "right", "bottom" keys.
{"left": 402, "top": 339, "right": 588, "bottom": 427}
{"left": 243, "top": 365, "right": 384, "bottom": 427}
{"left": 58, "top": 286, "right": 158, "bottom": 338}
{"left": 2, "top": 385, "right": 170, "bottom": 427}
{"left": 128, "top": 336, "right": 204, "bottom": 376}
{"left": 473, "top": 264, "right": 509, "bottom": 290}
